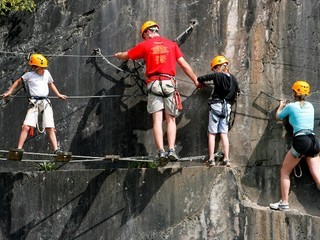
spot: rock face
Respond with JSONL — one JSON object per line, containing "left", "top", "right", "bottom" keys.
{"left": 0, "top": 163, "right": 319, "bottom": 240}
{"left": 1, "top": 0, "right": 320, "bottom": 239}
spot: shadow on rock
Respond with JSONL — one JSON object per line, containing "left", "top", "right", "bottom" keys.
{"left": 69, "top": 57, "right": 152, "bottom": 158}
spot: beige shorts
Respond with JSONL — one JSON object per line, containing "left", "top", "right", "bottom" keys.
{"left": 147, "top": 80, "right": 180, "bottom": 117}
{"left": 23, "top": 99, "right": 55, "bottom": 128}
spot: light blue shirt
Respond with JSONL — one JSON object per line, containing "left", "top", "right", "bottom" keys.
{"left": 277, "top": 101, "right": 314, "bottom": 134}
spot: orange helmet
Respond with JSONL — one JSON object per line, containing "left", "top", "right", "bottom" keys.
{"left": 141, "top": 20, "right": 159, "bottom": 37}
{"left": 211, "top": 55, "right": 229, "bottom": 69}
{"left": 292, "top": 80, "right": 310, "bottom": 96}
{"left": 28, "top": 53, "right": 48, "bottom": 67}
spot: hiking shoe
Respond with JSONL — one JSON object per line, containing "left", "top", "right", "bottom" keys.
{"left": 157, "top": 150, "right": 169, "bottom": 167}
{"left": 222, "top": 159, "right": 230, "bottom": 167}
{"left": 207, "top": 159, "right": 215, "bottom": 166}
{"left": 54, "top": 149, "right": 62, "bottom": 155}
{"left": 158, "top": 150, "right": 167, "bottom": 161}
{"left": 167, "top": 148, "right": 179, "bottom": 162}
{"left": 269, "top": 200, "right": 289, "bottom": 211}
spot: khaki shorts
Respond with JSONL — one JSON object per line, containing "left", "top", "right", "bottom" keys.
{"left": 147, "top": 80, "right": 180, "bottom": 117}
{"left": 23, "top": 99, "right": 55, "bottom": 128}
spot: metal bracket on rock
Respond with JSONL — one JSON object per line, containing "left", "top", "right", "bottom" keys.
{"left": 260, "top": 91, "right": 281, "bottom": 102}
{"left": 174, "top": 19, "right": 198, "bottom": 46}
{"left": 93, "top": 48, "right": 124, "bottom": 72}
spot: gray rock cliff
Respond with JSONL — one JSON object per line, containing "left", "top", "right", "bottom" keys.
{"left": 0, "top": 0, "right": 320, "bottom": 239}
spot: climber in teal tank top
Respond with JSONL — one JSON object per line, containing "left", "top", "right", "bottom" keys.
{"left": 277, "top": 101, "right": 314, "bottom": 134}
{"left": 270, "top": 80, "right": 320, "bottom": 211}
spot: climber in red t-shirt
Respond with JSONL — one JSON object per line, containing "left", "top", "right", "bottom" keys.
{"left": 114, "top": 20, "right": 201, "bottom": 165}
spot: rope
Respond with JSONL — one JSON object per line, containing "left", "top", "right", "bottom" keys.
{"left": 0, "top": 158, "right": 106, "bottom": 162}
{"left": 179, "top": 155, "right": 206, "bottom": 161}
{"left": 6, "top": 94, "right": 144, "bottom": 99}
{"left": 0, "top": 149, "right": 203, "bottom": 163}
{"left": 0, "top": 50, "right": 198, "bottom": 86}
{"left": 240, "top": 92, "right": 320, "bottom": 105}
{"left": 0, "top": 149, "right": 101, "bottom": 158}
{"left": 0, "top": 50, "right": 115, "bottom": 58}
{"left": 294, "top": 163, "right": 303, "bottom": 178}
{"left": 0, "top": 149, "right": 154, "bottom": 162}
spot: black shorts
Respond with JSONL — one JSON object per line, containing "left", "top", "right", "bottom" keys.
{"left": 292, "top": 134, "right": 320, "bottom": 158}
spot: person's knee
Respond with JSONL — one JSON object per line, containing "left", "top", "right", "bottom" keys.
{"left": 46, "top": 128, "right": 56, "bottom": 134}
{"left": 21, "top": 125, "right": 30, "bottom": 132}
{"left": 280, "top": 166, "right": 290, "bottom": 178}
{"left": 220, "top": 133, "right": 229, "bottom": 139}
{"left": 165, "top": 113, "right": 176, "bottom": 123}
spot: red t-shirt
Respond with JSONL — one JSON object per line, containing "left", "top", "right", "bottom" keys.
{"left": 128, "top": 36, "right": 183, "bottom": 83}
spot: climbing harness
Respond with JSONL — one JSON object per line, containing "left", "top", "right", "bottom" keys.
{"left": 292, "top": 130, "right": 320, "bottom": 178}
{"left": 147, "top": 75, "right": 175, "bottom": 96}
{"left": 209, "top": 99, "right": 228, "bottom": 119}
{"left": 28, "top": 97, "right": 52, "bottom": 134}
{"left": 147, "top": 74, "right": 183, "bottom": 110}
{"left": 208, "top": 76, "right": 238, "bottom": 129}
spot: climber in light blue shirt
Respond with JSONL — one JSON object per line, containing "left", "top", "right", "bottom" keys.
{"left": 277, "top": 101, "right": 314, "bottom": 134}
{"left": 270, "top": 80, "right": 320, "bottom": 211}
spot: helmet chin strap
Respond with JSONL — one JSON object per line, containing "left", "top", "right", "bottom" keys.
{"left": 31, "top": 65, "right": 40, "bottom": 71}
{"left": 32, "top": 66, "right": 45, "bottom": 75}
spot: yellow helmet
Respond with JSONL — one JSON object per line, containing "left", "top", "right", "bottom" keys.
{"left": 292, "top": 80, "right": 310, "bottom": 96}
{"left": 141, "top": 20, "right": 159, "bottom": 37}
{"left": 211, "top": 55, "right": 229, "bottom": 69}
{"left": 28, "top": 53, "right": 48, "bottom": 67}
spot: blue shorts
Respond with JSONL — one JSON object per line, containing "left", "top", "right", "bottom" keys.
{"left": 208, "top": 103, "right": 231, "bottom": 134}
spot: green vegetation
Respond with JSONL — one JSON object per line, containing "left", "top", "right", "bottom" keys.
{"left": 38, "top": 161, "right": 57, "bottom": 171}
{"left": 127, "top": 161, "right": 157, "bottom": 169}
{"left": 0, "top": 0, "right": 36, "bottom": 15}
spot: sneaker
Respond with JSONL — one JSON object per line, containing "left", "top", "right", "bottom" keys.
{"left": 158, "top": 150, "right": 167, "bottom": 161}
{"left": 269, "top": 200, "right": 289, "bottom": 211}
{"left": 54, "top": 149, "right": 63, "bottom": 155}
{"left": 207, "top": 159, "right": 215, "bottom": 166}
{"left": 167, "top": 148, "right": 179, "bottom": 162}
{"left": 222, "top": 159, "right": 230, "bottom": 167}
{"left": 157, "top": 150, "right": 169, "bottom": 167}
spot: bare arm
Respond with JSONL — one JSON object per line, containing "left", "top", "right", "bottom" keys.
{"left": 49, "top": 82, "right": 67, "bottom": 100}
{"left": 177, "top": 57, "right": 201, "bottom": 88}
{"left": 114, "top": 52, "right": 130, "bottom": 60}
{"left": 275, "top": 99, "right": 286, "bottom": 120}
{"left": 1, "top": 78, "right": 23, "bottom": 98}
